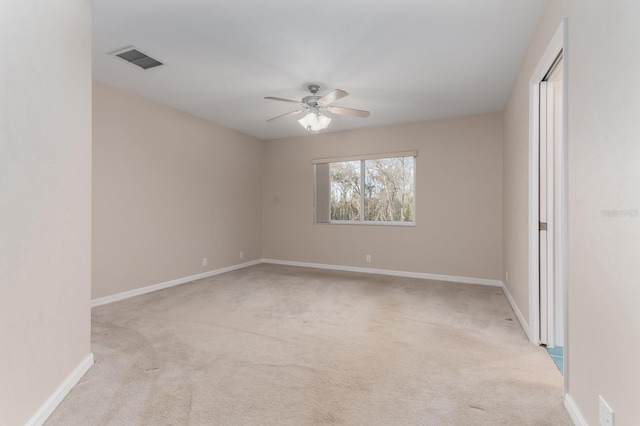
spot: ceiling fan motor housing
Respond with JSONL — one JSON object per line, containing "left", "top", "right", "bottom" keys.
{"left": 302, "top": 95, "right": 322, "bottom": 109}
{"left": 303, "top": 85, "right": 322, "bottom": 110}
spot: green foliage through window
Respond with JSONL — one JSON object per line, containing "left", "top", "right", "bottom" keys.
{"left": 330, "top": 161, "right": 361, "bottom": 221}
{"left": 327, "top": 156, "right": 415, "bottom": 223}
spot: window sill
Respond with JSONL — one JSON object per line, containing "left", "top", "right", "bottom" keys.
{"left": 315, "top": 221, "right": 416, "bottom": 227}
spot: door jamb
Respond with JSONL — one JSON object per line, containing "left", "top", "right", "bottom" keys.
{"left": 528, "top": 19, "right": 567, "bottom": 345}
{"left": 528, "top": 19, "right": 568, "bottom": 397}
{"left": 528, "top": 18, "right": 568, "bottom": 394}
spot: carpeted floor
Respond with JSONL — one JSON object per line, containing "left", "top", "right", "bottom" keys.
{"left": 46, "top": 264, "right": 572, "bottom": 425}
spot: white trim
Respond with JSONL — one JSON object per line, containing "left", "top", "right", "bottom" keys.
{"left": 262, "top": 259, "right": 503, "bottom": 287}
{"left": 560, "top": 18, "right": 570, "bottom": 398}
{"left": 528, "top": 19, "right": 567, "bottom": 346}
{"left": 314, "top": 155, "right": 417, "bottom": 226}
{"left": 325, "top": 220, "right": 416, "bottom": 227}
{"left": 25, "top": 353, "right": 94, "bottom": 426}
{"left": 92, "top": 258, "right": 504, "bottom": 309}
{"left": 564, "top": 393, "right": 587, "bottom": 426}
{"left": 312, "top": 150, "right": 417, "bottom": 164}
{"left": 529, "top": 18, "right": 571, "bottom": 403}
{"left": 501, "top": 283, "right": 531, "bottom": 341}
{"left": 91, "top": 259, "right": 262, "bottom": 307}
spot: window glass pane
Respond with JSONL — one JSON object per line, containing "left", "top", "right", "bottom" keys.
{"left": 316, "top": 154, "right": 415, "bottom": 225}
{"left": 364, "top": 156, "right": 415, "bottom": 222}
{"left": 330, "top": 161, "right": 361, "bottom": 221}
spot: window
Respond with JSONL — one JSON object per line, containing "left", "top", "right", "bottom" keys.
{"left": 314, "top": 151, "right": 416, "bottom": 225}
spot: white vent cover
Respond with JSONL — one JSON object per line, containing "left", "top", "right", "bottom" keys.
{"left": 111, "top": 46, "right": 163, "bottom": 70}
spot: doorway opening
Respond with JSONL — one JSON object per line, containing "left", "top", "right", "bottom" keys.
{"left": 539, "top": 53, "right": 564, "bottom": 373}
{"left": 528, "top": 19, "right": 568, "bottom": 384}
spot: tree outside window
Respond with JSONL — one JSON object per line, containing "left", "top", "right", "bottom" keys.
{"left": 324, "top": 155, "right": 415, "bottom": 224}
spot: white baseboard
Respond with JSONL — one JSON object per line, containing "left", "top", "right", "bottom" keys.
{"left": 92, "top": 258, "right": 505, "bottom": 310}
{"left": 264, "top": 259, "right": 539, "bottom": 342}
{"left": 564, "top": 393, "right": 587, "bottom": 426}
{"left": 25, "top": 352, "right": 94, "bottom": 426}
{"left": 261, "top": 259, "right": 503, "bottom": 287}
{"left": 91, "top": 259, "right": 262, "bottom": 307}
{"left": 501, "top": 282, "right": 532, "bottom": 341}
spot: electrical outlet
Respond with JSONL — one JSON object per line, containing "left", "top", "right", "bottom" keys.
{"left": 202, "top": 257, "right": 208, "bottom": 267}
{"left": 239, "top": 250, "right": 244, "bottom": 259}
{"left": 599, "top": 395, "right": 614, "bottom": 426}
{"left": 366, "top": 254, "right": 371, "bottom": 263}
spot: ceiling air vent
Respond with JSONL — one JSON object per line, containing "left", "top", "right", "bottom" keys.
{"left": 111, "top": 47, "right": 163, "bottom": 70}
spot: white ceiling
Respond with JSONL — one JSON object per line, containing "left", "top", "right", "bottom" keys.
{"left": 92, "top": 0, "right": 547, "bottom": 140}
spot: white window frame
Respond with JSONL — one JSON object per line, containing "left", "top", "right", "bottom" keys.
{"left": 313, "top": 151, "right": 417, "bottom": 226}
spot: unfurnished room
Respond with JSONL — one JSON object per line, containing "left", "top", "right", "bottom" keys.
{"left": 1, "top": 0, "right": 639, "bottom": 425}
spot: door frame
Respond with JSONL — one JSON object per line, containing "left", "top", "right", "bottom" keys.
{"left": 528, "top": 18, "right": 568, "bottom": 385}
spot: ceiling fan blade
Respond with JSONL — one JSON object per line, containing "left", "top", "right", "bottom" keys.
{"left": 264, "top": 96, "right": 301, "bottom": 104}
{"left": 327, "top": 106, "right": 370, "bottom": 118}
{"left": 318, "top": 89, "right": 349, "bottom": 105}
{"left": 266, "top": 109, "right": 304, "bottom": 122}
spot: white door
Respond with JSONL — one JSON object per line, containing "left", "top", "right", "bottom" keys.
{"left": 539, "top": 54, "right": 564, "bottom": 348}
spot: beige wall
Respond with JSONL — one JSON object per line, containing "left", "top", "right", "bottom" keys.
{"left": 504, "top": 0, "right": 640, "bottom": 423}
{"left": 4, "top": 1, "right": 636, "bottom": 424}
{"left": 502, "top": 0, "right": 568, "bottom": 330}
{"left": 0, "top": 0, "right": 92, "bottom": 424}
{"left": 263, "top": 113, "right": 503, "bottom": 281}
{"left": 567, "top": 0, "right": 640, "bottom": 423}
{"left": 92, "top": 81, "right": 263, "bottom": 299}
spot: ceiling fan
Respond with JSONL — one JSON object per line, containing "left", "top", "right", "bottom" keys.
{"left": 265, "top": 84, "right": 370, "bottom": 132}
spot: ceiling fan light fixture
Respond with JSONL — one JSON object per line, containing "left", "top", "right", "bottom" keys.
{"left": 298, "top": 112, "right": 331, "bottom": 132}
{"left": 266, "top": 85, "right": 368, "bottom": 130}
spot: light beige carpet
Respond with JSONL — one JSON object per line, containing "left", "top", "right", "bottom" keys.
{"left": 46, "top": 264, "right": 571, "bottom": 425}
